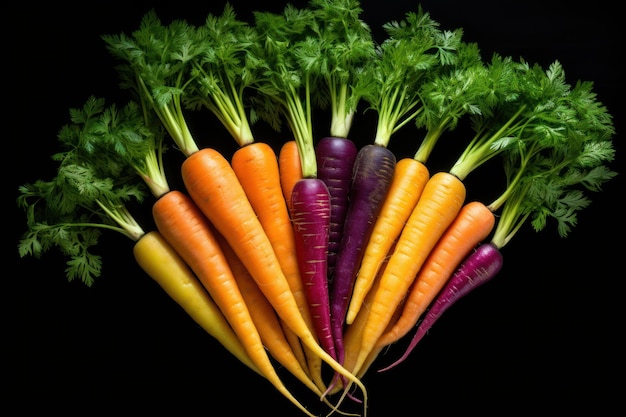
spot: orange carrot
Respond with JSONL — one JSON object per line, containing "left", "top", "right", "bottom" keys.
{"left": 152, "top": 189, "right": 316, "bottom": 417}
{"left": 278, "top": 140, "right": 303, "bottom": 209}
{"left": 231, "top": 142, "right": 313, "bottom": 334}
{"left": 214, "top": 228, "right": 325, "bottom": 398}
{"left": 350, "top": 171, "right": 466, "bottom": 377}
{"left": 181, "top": 147, "right": 367, "bottom": 407}
{"left": 376, "top": 200, "right": 496, "bottom": 348}
{"left": 231, "top": 142, "right": 331, "bottom": 392}
{"left": 346, "top": 157, "right": 430, "bottom": 325}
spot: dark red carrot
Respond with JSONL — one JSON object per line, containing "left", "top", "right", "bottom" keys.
{"left": 329, "top": 143, "right": 396, "bottom": 364}
{"left": 289, "top": 177, "right": 335, "bottom": 360}
{"left": 315, "top": 137, "right": 358, "bottom": 279}
{"left": 378, "top": 242, "right": 503, "bottom": 372}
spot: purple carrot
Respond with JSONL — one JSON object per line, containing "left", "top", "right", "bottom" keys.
{"left": 378, "top": 242, "right": 504, "bottom": 372}
{"left": 316, "top": 136, "right": 358, "bottom": 279}
{"left": 329, "top": 143, "right": 396, "bottom": 363}
{"left": 289, "top": 177, "right": 336, "bottom": 359}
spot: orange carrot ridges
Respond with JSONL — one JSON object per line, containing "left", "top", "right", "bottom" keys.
{"left": 181, "top": 147, "right": 368, "bottom": 409}
{"left": 377, "top": 200, "right": 496, "bottom": 348}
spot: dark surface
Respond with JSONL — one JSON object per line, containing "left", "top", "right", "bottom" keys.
{"left": 9, "top": 1, "right": 623, "bottom": 415}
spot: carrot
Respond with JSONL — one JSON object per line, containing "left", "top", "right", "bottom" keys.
{"left": 350, "top": 171, "right": 466, "bottom": 377}
{"left": 152, "top": 189, "right": 317, "bottom": 417}
{"left": 345, "top": 157, "right": 430, "bottom": 325}
{"left": 232, "top": 142, "right": 311, "bottom": 327}
{"left": 232, "top": 141, "right": 316, "bottom": 374}
{"left": 279, "top": 140, "right": 303, "bottom": 209}
{"left": 214, "top": 228, "right": 325, "bottom": 398}
{"left": 252, "top": 8, "right": 347, "bottom": 380}
{"left": 376, "top": 200, "right": 496, "bottom": 348}
{"left": 133, "top": 230, "right": 260, "bottom": 375}
{"left": 181, "top": 147, "right": 367, "bottom": 407}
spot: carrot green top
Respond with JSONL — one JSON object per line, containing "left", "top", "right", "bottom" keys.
{"left": 250, "top": 5, "right": 320, "bottom": 178}
{"left": 459, "top": 58, "right": 618, "bottom": 248}
{"left": 184, "top": 4, "right": 260, "bottom": 147}
{"left": 16, "top": 97, "right": 161, "bottom": 286}
{"left": 102, "top": 12, "right": 202, "bottom": 157}
{"left": 300, "top": 0, "right": 377, "bottom": 139}
{"left": 353, "top": 6, "right": 463, "bottom": 148}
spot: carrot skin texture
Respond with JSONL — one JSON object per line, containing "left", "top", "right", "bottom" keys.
{"left": 152, "top": 189, "right": 318, "bottom": 417}
{"left": 290, "top": 178, "right": 336, "bottom": 359}
{"left": 353, "top": 171, "right": 466, "bottom": 376}
{"left": 231, "top": 141, "right": 314, "bottom": 371}
{"left": 316, "top": 137, "right": 358, "bottom": 278}
{"left": 133, "top": 230, "right": 259, "bottom": 375}
{"left": 181, "top": 148, "right": 367, "bottom": 404}
{"left": 347, "top": 157, "right": 430, "bottom": 325}
{"left": 378, "top": 242, "right": 504, "bottom": 371}
{"left": 377, "top": 200, "right": 496, "bottom": 347}
{"left": 330, "top": 143, "right": 396, "bottom": 362}
{"left": 278, "top": 140, "right": 303, "bottom": 209}
{"left": 215, "top": 230, "right": 322, "bottom": 397}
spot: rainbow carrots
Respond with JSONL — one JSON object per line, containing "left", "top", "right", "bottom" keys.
{"left": 346, "top": 41, "right": 486, "bottom": 324}
{"left": 18, "top": 3, "right": 620, "bottom": 416}
{"left": 376, "top": 200, "right": 496, "bottom": 348}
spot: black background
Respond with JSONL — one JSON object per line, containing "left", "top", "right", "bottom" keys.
{"left": 8, "top": 1, "right": 624, "bottom": 415}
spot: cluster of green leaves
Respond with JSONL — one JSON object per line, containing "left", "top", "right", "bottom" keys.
{"left": 354, "top": 6, "right": 464, "bottom": 147}
{"left": 17, "top": 97, "right": 162, "bottom": 285}
{"left": 442, "top": 57, "right": 618, "bottom": 248}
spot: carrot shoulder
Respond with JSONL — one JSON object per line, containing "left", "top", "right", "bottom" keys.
{"left": 278, "top": 140, "right": 303, "bottom": 209}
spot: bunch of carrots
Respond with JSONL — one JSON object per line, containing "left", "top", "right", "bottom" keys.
{"left": 16, "top": 1, "right": 616, "bottom": 416}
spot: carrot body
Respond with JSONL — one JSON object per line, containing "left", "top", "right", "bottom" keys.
{"left": 181, "top": 148, "right": 368, "bottom": 405}
{"left": 290, "top": 178, "right": 336, "bottom": 359}
{"left": 346, "top": 157, "right": 430, "bottom": 325}
{"left": 152, "top": 190, "right": 316, "bottom": 416}
{"left": 231, "top": 141, "right": 314, "bottom": 371}
{"left": 352, "top": 171, "right": 466, "bottom": 376}
{"left": 278, "top": 140, "right": 303, "bottom": 209}
{"left": 329, "top": 144, "right": 396, "bottom": 366}
{"left": 232, "top": 142, "right": 307, "bottom": 321}
{"left": 133, "top": 230, "right": 259, "bottom": 375}
{"left": 377, "top": 200, "right": 496, "bottom": 347}
{"left": 215, "top": 230, "right": 322, "bottom": 397}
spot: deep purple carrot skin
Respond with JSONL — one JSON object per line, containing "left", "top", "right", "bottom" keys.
{"left": 316, "top": 137, "right": 358, "bottom": 279}
{"left": 378, "top": 242, "right": 504, "bottom": 372}
{"left": 330, "top": 143, "right": 397, "bottom": 363}
{"left": 289, "top": 177, "right": 336, "bottom": 359}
